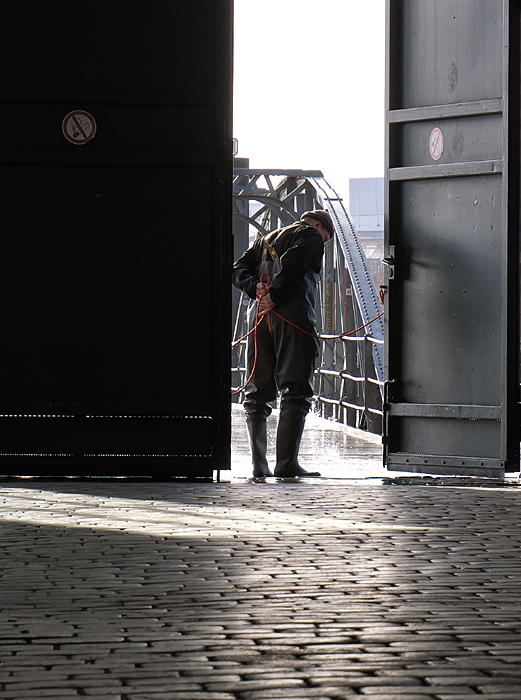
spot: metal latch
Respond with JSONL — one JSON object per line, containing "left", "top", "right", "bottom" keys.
{"left": 381, "top": 245, "right": 395, "bottom": 279}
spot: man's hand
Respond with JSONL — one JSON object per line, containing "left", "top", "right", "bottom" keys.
{"left": 256, "top": 281, "right": 275, "bottom": 314}
{"left": 256, "top": 281, "right": 268, "bottom": 298}
{"left": 258, "top": 292, "right": 276, "bottom": 314}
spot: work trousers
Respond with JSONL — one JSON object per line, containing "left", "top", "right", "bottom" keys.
{"left": 243, "top": 305, "right": 318, "bottom": 420}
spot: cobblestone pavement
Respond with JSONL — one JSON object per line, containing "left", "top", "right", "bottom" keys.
{"left": 2, "top": 478, "right": 521, "bottom": 699}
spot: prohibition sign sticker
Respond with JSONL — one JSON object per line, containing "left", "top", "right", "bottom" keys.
{"left": 429, "top": 127, "right": 444, "bottom": 161}
{"left": 62, "top": 110, "right": 97, "bottom": 145}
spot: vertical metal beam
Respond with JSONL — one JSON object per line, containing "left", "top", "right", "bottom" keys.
{"left": 504, "top": 0, "right": 520, "bottom": 469}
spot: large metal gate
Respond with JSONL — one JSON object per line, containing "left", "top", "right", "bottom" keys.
{"left": 0, "top": 2, "right": 232, "bottom": 477}
{"left": 384, "top": 0, "right": 520, "bottom": 477}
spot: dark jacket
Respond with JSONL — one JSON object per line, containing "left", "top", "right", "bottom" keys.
{"left": 232, "top": 221, "right": 324, "bottom": 330}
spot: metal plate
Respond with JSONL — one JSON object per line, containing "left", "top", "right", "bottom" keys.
{"left": 384, "top": 0, "right": 519, "bottom": 477}
{"left": 0, "top": 1, "right": 232, "bottom": 475}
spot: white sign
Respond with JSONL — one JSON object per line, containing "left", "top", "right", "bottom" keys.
{"left": 429, "top": 127, "right": 444, "bottom": 161}
{"left": 62, "top": 110, "right": 97, "bottom": 145}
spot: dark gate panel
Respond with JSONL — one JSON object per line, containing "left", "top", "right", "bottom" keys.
{"left": 0, "top": 2, "right": 233, "bottom": 476}
{"left": 384, "top": 0, "right": 520, "bottom": 477}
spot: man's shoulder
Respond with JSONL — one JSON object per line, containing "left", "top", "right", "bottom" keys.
{"left": 262, "top": 221, "right": 323, "bottom": 251}
{"left": 291, "top": 222, "right": 324, "bottom": 247}
{"left": 278, "top": 221, "right": 321, "bottom": 239}
{"left": 289, "top": 221, "right": 317, "bottom": 233}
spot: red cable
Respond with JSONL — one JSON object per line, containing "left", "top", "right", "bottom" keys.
{"left": 232, "top": 277, "right": 384, "bottom": 395}
{"left": 232, "top": 310, "right": 265, "bottom": 397}
{"left": 231, "top": 316, "right": 263, "bottom": 349}
{"left": 338, "top": 310, "right": 384, "bottom": 338}
{"left": 231, "top": 284, "right": 268, "bottom": 396}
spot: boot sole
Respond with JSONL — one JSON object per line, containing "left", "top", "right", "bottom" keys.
{"left": 274, "top": 474, "right": 322, "bottom": 479}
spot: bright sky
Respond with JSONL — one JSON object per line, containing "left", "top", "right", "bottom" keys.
{"left": 233, "top": 0, "right": 385, "bottom": 202}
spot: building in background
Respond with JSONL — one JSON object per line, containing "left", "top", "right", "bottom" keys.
{"left": 349, "top": 177, "right": 384, "bottom": 289}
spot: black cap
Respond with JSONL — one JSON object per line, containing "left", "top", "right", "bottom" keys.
{"left": 301, "top": 210, "right": 335, "bottom": 238}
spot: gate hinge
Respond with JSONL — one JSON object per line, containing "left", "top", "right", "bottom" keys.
{"left": 382, "top": 379, "right": 395, "bottom": 467}
{"left": 382, "top": 378, "right": 395, "bottom": 411}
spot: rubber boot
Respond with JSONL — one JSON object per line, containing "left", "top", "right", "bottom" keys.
{"left": 246, "top": 416, "right": 273, "bottom": 478}
{"left": 273, "top": 413, "right": 321, "bottom": 477}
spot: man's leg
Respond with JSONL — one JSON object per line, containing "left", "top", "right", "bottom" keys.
{"left": 243, "top": 309, "right": 277, "bottom": 477}
{"left": 272, "top": 317, "right": 320, "bottom": 477}
{"left": 245, "top": 415, "right": 270, "bottom": 478}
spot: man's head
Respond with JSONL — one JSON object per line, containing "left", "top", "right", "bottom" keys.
{"left": 301, "top": 210, "right": 335, "bottom": 243}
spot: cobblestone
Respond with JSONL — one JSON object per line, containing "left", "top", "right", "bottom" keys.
{"left": 1, "top": 477, "right": 521, "bottom": 700}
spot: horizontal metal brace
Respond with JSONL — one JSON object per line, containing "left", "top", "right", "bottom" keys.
{"left": 387, "top": 452, "right": 505, "bottom": 476}
{"left": 340, "top": 373, "right": 365, "bottom": 383}
{"left": 317, "top": 368, "right": 344, "bottom": 377}
{"left": 316, "top": 396, "right": 362, "bottom": 411}
{"left": 0, "top": 401, "right": 218, "bottom": 417}
{"left": 233, "top": 168, "right": 324, "bottom": 177}
{"left": 319, "top": 334, "right": 365, "bottom": 342}
{"left": 389, "top": 159, "right": 503, "bottom": 181}
{"left": 388, "top": 99, "right": 503, "bottom": 124}
{"left": 0, "top": 152, "right": 219, "bottom": 168}
{"left": 0, "top": 88, "right": 218, "bottom": 105}
{"left": 365, "top": 407, "right": 384, "bottom": 417}
{"left": 234, "top": 193, "right": 299, "bottom": 220}
{"left": 388, "top": 403, "right": 501, "bottom": 420}
{"left": 316, "top": 396, "right": 342, "bottom": 406}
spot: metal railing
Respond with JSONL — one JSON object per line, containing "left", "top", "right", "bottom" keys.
{"left": 314, "top": 334, "right": 383, "bottom": 435}
{"left": 232, "top": 330, "right": 383, "bottom": 436}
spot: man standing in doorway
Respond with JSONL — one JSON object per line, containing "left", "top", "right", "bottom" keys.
{"left": 232, "top": 210, "right": 335, "bottom": 478}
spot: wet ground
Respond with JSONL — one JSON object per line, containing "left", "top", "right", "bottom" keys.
{"left": 232, "top": 404, "right": 389, "bottom": 482}
{"left": 231, "top": 405, "right": 521, "bottom": 488}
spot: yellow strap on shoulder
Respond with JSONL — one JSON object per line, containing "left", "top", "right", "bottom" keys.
{"left": 261, "top": 228, "right": 287, "bottom": 263}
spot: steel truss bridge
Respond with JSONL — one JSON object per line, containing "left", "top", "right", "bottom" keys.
{"left": 232, "top": 168, "right": 384, "bottom": 436}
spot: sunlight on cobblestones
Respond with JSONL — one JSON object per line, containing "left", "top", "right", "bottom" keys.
{"left": 0, "top": 488, "right": 443, "bottom": 537}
